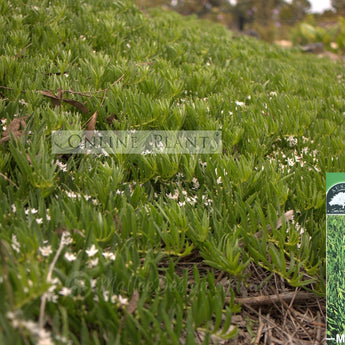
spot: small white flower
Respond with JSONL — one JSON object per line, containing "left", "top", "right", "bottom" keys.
{"left": 11, "top": 204, "right": 16, "bottom": 213}
{"left": 39, "top": 245, "right": 53, "bottom": 257}
{"left": 54, "top": 335, "right": 70, "bottom": 344}
{"left": 302, "top": 136, "right": 309, "bottom": 143}
{"left": 22, "top": 320, "right": 39, "bottom": 333}
{"left": 102, "top": 252, "right": 116, "bottom": 261}
{"left": 90, "top": 279, "right": 97, "bottom": 289}
{"left": 187, "top": 197, "right": 197, "bottom": 205}
{"left": 118, "top": 295, "right": 128, "bottom": 305}
{"left": 217, "top": 176, "right": 222, "bottom": 184}
{"left": 46, "top": 291, "right": 58, "bottom": 303}
{"left": 48, "top": 288, "right": 57, "bottom": 297}
{"left": 270, "top": 91, "right": 277, "bottom": 97}
{"left": 88, "top": 257, "right": 99, "bottom": 267}
{"left": 295, "top": 222, "right": 304, "bottom": 234}
{"left": 36, "top": 218, "right": 43, "bottom": 224}
{"left": 64, "top": 252, "right": 77, "bottom": 261}
{"left": 18, "top": 99, "right": 28, "bottom": 106}
{"left": 85, "top": 244, "right": 98, "bottom": 257}
{"left": 143, "top": 149, "right": 152, "bottom": 155}
{"left": 6, "top": 311, "right": 16, "bottom": 320}
{"left": 50, "top": 277, "right": 61, "bottom": 286}
{"left": 61, "top": 232, "right": 73, "bottom": 245}
{"left": 129, "top": 183, "right": 135, "bottom": 194}
{"left": 56, "top": 160, "right": 67, "bottom": 172}
{"left": 65, "top": 191, "right": 78, "bottom": 199}
{"left": 59, "top": 287, "right": 72, "bottom": 296}
{"left": 286, "top": 136, "right": 297, "bottom": 147}
{"left": 37, "top": 335, "right": 55, "bottom": 345}
{"left": 178, "top": 201, "right": 186, "bottom": 206}
{"left": 11, "top": 234, "right": 21, "bottom": 253}
{"left": 301, "top": 147, "right": 309, "bottom": 155}
{"left": 25, "top": 208, "right": 38, "bottom": 215}
{"left": 103, "top": 290, "right": 110, "bottom": 301}
{"left": 235, "top": 101, "right": 245, "bottom": 107}
{"left": 166, "top": 190, "right": 179, "bottom": 200}
{"left": 191, "top": 177, "right": 199, "bottom": 189}
{"left": 199, "top": 160, "right": 207, "bottom": 168}
{"left": 286, "top": 158, "right": 295, "bottom": 167}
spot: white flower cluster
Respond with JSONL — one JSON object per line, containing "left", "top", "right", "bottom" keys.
{"left": 267, "top": 136, "right": 320, "bottom": 173}
{"left": 62, "top": 190, "right": 99, "bottom": 205}
{"left": 7, "top": 312, "right": 55, "bottom": 345}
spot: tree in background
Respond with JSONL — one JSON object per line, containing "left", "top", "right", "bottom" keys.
{"left": 234, "top": 0, "right": 285, "bottom": 27}
{"left": 332, "top": 0, "right": 345, "bottom": 14}
{"left": 291, "top": 0, "right": 311, "bottom": 20}
{"left": 155, "top": 0, "right": 230, "bottom": 16}
{"left": 135, "top": 0, "right": 334, "bottom": 43}
{"left": 279, "top": 0, "right": 311, "bottom": 24}
{"left": 135, "top": 0, "right": 313, "bottom": 25}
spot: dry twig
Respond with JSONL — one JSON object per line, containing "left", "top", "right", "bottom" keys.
{"left": 231, "top": 291, "right": 318, "bottom": 307}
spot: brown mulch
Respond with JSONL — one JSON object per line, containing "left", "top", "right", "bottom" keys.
{"left": 159, "top": 251, "right": 325, "bottom": 345}
{"left": 226, "top": 262, "right": 325, "bottom": 345}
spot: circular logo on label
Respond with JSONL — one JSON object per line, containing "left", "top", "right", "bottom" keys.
{"left": 327, "top": 183, "right": 345, "bottom": 214}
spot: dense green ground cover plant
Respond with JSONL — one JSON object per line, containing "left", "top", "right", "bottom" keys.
{"left": 0, "top": 0, "right": 344, "bottom": 343}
